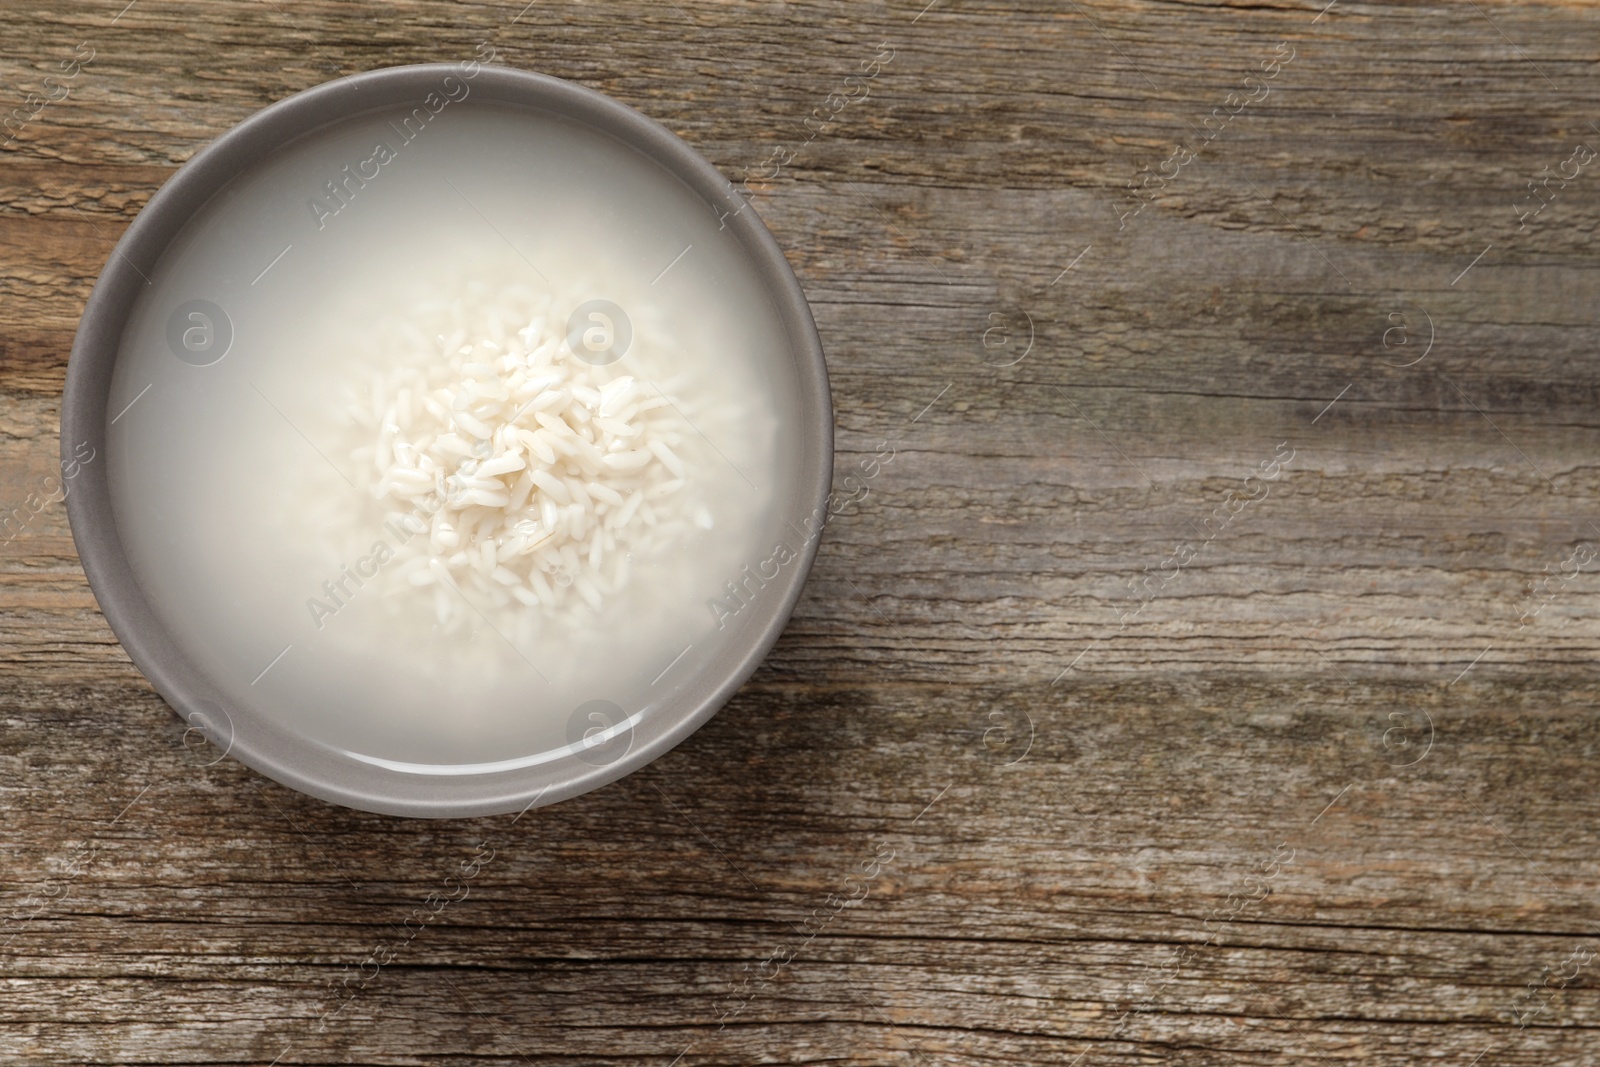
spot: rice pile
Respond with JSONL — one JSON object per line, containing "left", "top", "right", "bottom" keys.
{"left": 345, "top": 278, "right": 707, "bottom": 636}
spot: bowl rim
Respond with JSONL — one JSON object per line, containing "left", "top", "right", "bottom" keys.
{"left": 62, "top": 62, "right": 834, "bottom": 818}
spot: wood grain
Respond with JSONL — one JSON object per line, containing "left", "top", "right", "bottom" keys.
{"left": 4, "top": 0, "right": 1600, "bottom": 1063}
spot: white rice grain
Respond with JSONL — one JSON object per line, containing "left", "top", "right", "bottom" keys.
{"left": 348, "top": 279, "right": 699, "bottom": 633}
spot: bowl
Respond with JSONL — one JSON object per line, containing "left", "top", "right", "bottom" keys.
{"left": 62, "top": 63, "right": 833, "bottom": 818}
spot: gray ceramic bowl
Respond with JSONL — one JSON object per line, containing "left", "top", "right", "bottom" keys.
{"left": 63, "top": 64, "right": 832, "bottom": 818}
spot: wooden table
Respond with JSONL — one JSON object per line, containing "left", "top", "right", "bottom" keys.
{"left": 4, "top": 1, "right": 1599, "bottom": 1063}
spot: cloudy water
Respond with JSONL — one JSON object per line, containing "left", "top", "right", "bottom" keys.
{"left": 106, "top": 96, "right": 804, "bottom": 770}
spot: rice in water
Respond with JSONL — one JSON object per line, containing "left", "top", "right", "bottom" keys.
{"left": 104, "top": 94, "right": 802, "bottom": 769}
